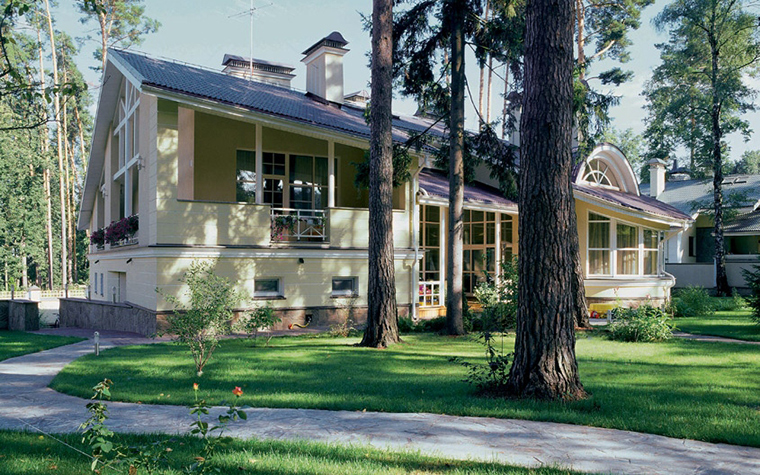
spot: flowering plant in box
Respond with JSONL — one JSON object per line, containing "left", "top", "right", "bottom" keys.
{"left": 105, "top": 215, "right": 139, "bottom": 245}
{"left": 90, "top": 228, "right": 106, "bottom": 247}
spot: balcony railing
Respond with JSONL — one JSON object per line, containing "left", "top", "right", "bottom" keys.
{"left": 419, "top": 281, "right": 442, "bottom": 307}
{"left": 270, "top": 208, "right": 327, "bottom": 242}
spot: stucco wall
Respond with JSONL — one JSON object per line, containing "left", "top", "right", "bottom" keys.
{"left": 60, "top": 298, "right": 158, "bottom": 336}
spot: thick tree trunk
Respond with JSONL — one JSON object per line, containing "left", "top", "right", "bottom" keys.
{"left": 506, "top": 0, "right": 586, "bottom": 400}
{"left": 359, "top": 0, "right": 399, "bottom": 348}
{"left": 44, "top": 0, "right": 68, "bottom": 287}
{"left": 446, "top": 1, "right": 466, "bottom": 336}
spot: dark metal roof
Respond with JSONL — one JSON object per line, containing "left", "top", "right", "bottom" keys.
{"left": 724, "top": 208, "right": 760, "bottom": 234}
{"left": 112, "top": 49, "right": 429, "bottom": 145}
{"left": 640, "top": 174, "right": 760, "bottom": 214}
{"left": 574, "top": 183, "right": 692, "bottom": 221}
{"left": 419, "top": 168, "right": 517, "bottom": 209}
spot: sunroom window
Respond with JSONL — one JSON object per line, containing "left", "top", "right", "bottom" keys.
{"left": 617, "top": 223, "right": 638, "bottom": 275}
{"left": 588, "top": 213, "right": 611, "bottom": 275}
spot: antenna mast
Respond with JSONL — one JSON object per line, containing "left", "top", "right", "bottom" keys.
{"left": 229, "top": 1, "right": 272, "bottom": 80}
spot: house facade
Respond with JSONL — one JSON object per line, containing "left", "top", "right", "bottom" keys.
{"left": 72, "top": 34, "right": 691, "bottom": 334}
{"left": 643, "top": 161, "right": 760, "bottom": 291}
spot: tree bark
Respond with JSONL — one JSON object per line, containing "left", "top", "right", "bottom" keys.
{"left": 446, "top": 0, "right": 466, "bottom": 336}
{"left": 359, "top": 0, "right": 399, "bottom": 348}
{"left": 506, "top": 0, "right": 586, "bottom": 400}
{"left": 44, "top": 0, "right": 68, "bottom": 288}
{"left": 570, "top": 207, "right": 590, "bottom": 328}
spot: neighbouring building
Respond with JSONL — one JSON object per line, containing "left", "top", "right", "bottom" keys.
{"left": 69, "top": 33, "right": 692, "bottom": 335}
{"left": 642, "top": 160, "right": 760, "bottom": 291}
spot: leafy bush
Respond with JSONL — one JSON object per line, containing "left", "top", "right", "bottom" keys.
{"left": 673, "top": 286, "right": 714, "bottom": 317}
{"left": 711, "top": 291, "right": 747, "bottom": 312}
{"left": 609, "top": 305, "right": 674, "bottom": 342}
{"left": 398, "top": 316, "right": 415, "bottom": 333}
{"left": 416, "top": 316, "right": 447, "bottom": 333}
{"left": 236, "top": 305, "right": 280, "bottom": 345}
{"left": 473, "top": 256, "right": 518, "bottom": 332}
{"left": 159, "top": 260, "right": 238, "bottom": 376}
{"left": 742, "top": 260, "right": 760, "bottom": 324}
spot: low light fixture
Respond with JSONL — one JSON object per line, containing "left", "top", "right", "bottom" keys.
{"left": 126, "top": 258, "right": 133, "bottom": 264}
{"left": 94, "top": 260, "right": 100, "bottom": 264}
{"left": 298, "top": 258, "right": 305, "bottom": 264}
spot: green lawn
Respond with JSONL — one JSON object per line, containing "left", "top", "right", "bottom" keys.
{"left": 51, "top": 333, "right": 760, "bottom": 448}
{"left": 676, "top": 310, "right": 760, "bottom": 342}
{"left": 0, "top": 331, "right": 84, "bottom": 361}
{"left": 0, "top": 431, "right": 578, "bottom": 474}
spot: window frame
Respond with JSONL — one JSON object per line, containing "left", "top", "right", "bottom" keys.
{"left": 586, "top": 210, "right": 662, "bottom": 278}
{"left": 331, "top": 276, "right": 358, "bottom": 298}
{"left": 253, "top": 277, "right": 283, "bottom": 299}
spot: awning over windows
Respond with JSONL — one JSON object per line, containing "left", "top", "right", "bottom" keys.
{"left": 418, "top": 168, "right": 517, "bottom": 211}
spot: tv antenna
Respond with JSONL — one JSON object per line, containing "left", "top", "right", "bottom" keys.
{"left": 229, "top": 0, "right": 273, "bottom": 79}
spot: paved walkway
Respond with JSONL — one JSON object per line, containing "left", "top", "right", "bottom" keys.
{"left": 672, "top": 331, "right": 760, "bottom": 345}
{"left": 2, "top": 332, "right": 760, "bottom": 474}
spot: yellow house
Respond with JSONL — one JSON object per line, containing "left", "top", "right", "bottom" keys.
{"left": 71, "top": 34, "right": 691, "bottom": 334}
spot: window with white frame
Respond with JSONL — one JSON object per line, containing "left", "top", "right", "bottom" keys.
{"left": 587, "top": 211, "right": 662, "bottom": 277}
{"left": 582, "top": 159, "right": 620, "bottom": 189}
{"left": 112, "top": 80, "right": 140, "bottom": 219}
{"left": 331, "top": 277, "right": 358, "bottom": 297}
{"left": 236, "top": 150, "right": 257, "bottom": 203}
{"left": 253, "top": 278, "right": 282, "bottom": 298}
{"left": 588, "top": 213, "right": 611, "bottom": 275}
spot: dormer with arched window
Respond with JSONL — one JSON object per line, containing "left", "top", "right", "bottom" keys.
{"left": 575, "top": 143, "right": 640, "bottom": 196}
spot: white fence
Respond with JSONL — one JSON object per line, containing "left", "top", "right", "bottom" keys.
{"left": 0, "top": 288, "right": 86, "bottom": 300}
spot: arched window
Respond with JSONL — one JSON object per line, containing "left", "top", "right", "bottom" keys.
{"left": 582, "top": 159, "right": 619, "bottom": 189}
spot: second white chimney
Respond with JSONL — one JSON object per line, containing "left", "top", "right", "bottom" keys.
{"left": 648, "top": 158, "right": 668, "bottom": 198}
{"left": 301, "top": 32, "right": 349, "bottom": 104}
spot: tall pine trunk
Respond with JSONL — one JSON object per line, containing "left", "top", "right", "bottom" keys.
{"left": 44, "top": 0, "right": 68, "bottom": 287}
{"left": 446, "top": 0, "right": 466, "bottom": 336}
{"left": 36, "top": 20, "right": 55, "bottom": 290}
{"left": 360, "top": 0, "right": 399, "bottom": 348}
{"left": 506, "top": 0, "right": 586, "bottom": 400}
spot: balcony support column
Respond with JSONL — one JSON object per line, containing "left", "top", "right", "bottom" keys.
{"left": 255, "top": 124, "right": 263, "bottom": 205}
{"left": 328, "top": 140, "right": 335, "bottom": 208}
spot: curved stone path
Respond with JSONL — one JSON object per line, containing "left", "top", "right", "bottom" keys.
{"left": 2, "top": 332, "right": 760, "bottom": 475}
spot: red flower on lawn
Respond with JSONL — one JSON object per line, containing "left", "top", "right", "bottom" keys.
{"left": 232, "top": 386, "right": 243, "bottom": 397}
{"left": 193, "top": 383, "right": 199, "bottom": 391}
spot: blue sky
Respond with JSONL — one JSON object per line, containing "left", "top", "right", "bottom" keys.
{"left": 54, "top": 0, "right": 759, "bottom": 162}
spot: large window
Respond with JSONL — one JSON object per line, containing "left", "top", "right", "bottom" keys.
{"left": 236, "top": 151, "right": 333, "bottom": 210}
{"left": 588, "top": 213, "right": 611, "bottom": 275}
{"left": 420, "top": 205, "right": 441, "bottom": 283}
{"left": 587, "top": 211, "right": 662, "bottom": 277}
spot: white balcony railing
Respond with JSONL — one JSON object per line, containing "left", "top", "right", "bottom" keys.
{"left": 270, "top": 208, "right": 327, "bottom": 242}
{"left": 418, "top": 281, "right": 442, "bottom": 307}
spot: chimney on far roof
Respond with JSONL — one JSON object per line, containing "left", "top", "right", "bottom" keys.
{"left": 648, "top": 158, "right": 668, "bottom": 198}
{"left": 302, "top": 31, "right": 349, "bottom": 104}
{"left": 221, "top": 55, "right": 296, "bottom": 88}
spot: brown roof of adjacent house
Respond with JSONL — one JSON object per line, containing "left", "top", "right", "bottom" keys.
{"left": 419, "top": 168, "right": 517, "bottom": 209}
{"left": 574, "top": 183, "right": 692, "bottom": 221}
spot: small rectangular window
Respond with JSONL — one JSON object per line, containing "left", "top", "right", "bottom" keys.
{"left": 93, "top": 273, "right": 98, "bottom": 294}
{"left": 254, "top": 278, "right": 282, "bottom": 298}
{"left": 236, "top": 150, "right": 257, "bottom": 203}
{"left": 100, "top": 273, "right": 104, "bottom": 296}
{"left": 688, "top": 236, "right": 695, "bottom": 257}
{"left": 331, "top": 277, "right": 357, "bottom": 297}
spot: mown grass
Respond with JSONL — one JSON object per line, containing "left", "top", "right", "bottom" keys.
{"left": 675, "top": 309, "right": 760, "bottom": 342}
{"left": 0, "top": 431, "right": 580, "bottom": 475}
{"left": 0, "top": 331, "right": 84, "bottom": 362}
{"left": 51, "top": 333, "right": 760, "bottom": 447}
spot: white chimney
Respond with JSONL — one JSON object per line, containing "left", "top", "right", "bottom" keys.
{"left": 221, "top": 55, "right": 295, "bottom": 88}
{"left": 301, "top": 32, "right": 349, "bottom": 104}
{"left": 648, "top": 158, "right": 667, "bottom": 198}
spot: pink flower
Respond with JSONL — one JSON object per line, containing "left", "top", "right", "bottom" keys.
{"left": 232, "top": 386, "right": 243, "bottom": 397}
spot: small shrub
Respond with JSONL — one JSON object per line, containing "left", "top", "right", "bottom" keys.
{"left": 473, "top": 256, "right": 518, "bottom": 333}
{"left": 398, "top": 316, "right": 415, "bottom": 333}
{"left": 609, "top": 304, "right": 674, "bottom": 342}
{"left": 673, "top": 286, "right": 714, "bottom": 317}
{"left": 159, "top": 260, "right": 237, "bottom": 376}
{"left": 711, "top": 290, "right": 747, "bottom": 312}
{"left": 742, "top": 260, "right": 760, "bottom": 324}
{"left": 236, "top": 305, "right": 280, "bottom": 345}
{"left": 451, "top": 332, "right": 512, "bottom": 396}
{"left": 416, "top": 316, "right": 447, "bottom": 333}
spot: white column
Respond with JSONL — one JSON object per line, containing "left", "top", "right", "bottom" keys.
{"left": 439, "top": 206, "right": 446, "bottom": 305}
{"left": 124, "top": 167, "right": 132, "bottom": 217}
{"left": 494, "top": 213, "right": 501, "bottom": 286}
{"left": 255, "top": 124, "right": 263, "bottom": 205}
{"left": 328, "top": 140, "right": 335, "bottom": 208}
